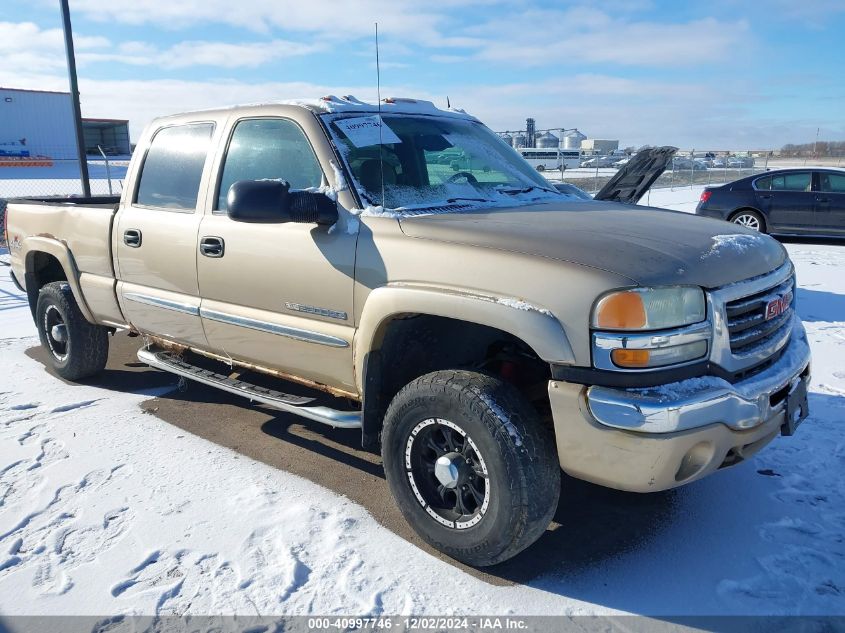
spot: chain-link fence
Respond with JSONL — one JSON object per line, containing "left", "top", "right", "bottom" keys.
{"left": 0, "top": 153, "right": 129, "bottom": 247}
{"left": 547, "top": 153, "right": 845, "bottom": 195}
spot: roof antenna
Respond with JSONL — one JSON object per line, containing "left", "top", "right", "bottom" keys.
{"left": 375, "top": 22, "right": 385, "bottom": 208}
{"left": 447, "top": 96, "right": 451, "bottom": 109}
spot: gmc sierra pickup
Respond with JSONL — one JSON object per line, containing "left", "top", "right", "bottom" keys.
{"left": 4, "top": 96, "right": 810, "bottom": 566}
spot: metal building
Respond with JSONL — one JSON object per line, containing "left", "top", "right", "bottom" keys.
{"left": 0, "top": 87, "right": 131, "bottom": 163}
{"left": 82, "top": 118, "right": 131, "bottom": 156}
{"left": 581, "top": 138, "right": 620, "bottom": 154}
{"left": 0, "top": 87, "right": 78, "bottom": 161}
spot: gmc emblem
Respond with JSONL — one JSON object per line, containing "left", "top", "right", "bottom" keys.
{"left": 765, "top": 291, "right": 792, "bottom": 320}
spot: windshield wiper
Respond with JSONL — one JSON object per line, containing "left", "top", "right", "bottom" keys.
{"left": 497, "top": 185, "right": 556, "bottom": 195}
{"left": 445, "top": 197, "right": 493, "bottom": 204}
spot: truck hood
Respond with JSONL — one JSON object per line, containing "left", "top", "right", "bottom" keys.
{"left": 398, "top": 202, "right": 787, "bottom": 288}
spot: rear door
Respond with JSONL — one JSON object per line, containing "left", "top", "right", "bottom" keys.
{"left": 759, "top": 171, "right": 815, "bottom": 232}
{"left": 815, "top": 171, "right": 845, "bottom": 234}
{"left": 114, "top": 121, "right": 216, "bottom": 348}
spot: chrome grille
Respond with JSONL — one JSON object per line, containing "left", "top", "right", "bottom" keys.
{"left": 725, "top": 275, "right": 795, "bottom": 356}
{"left": 707, "top": 262, "right": 796, "bottom": 378}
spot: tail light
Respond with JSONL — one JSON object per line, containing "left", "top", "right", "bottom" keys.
{"left": 699, "top": 190, "right": 712, "bottom": 204}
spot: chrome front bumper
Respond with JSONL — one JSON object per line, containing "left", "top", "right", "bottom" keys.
{"left": 586, "top": 317, "right": 811, "bottom": 434}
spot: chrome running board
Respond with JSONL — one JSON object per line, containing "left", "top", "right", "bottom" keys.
{"left": 137, "top": 348, "right": 362, "bottom": 429}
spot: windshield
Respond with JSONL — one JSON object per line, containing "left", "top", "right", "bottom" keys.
{"left": 325, "top": 113, "right": 561, "bottom": 211}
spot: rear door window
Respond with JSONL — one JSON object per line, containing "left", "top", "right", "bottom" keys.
{"left": 754, "top": 176, "right": 771, "bottom": 190}
{"left": 135, "top": 123, "right": 214, "bottom": 210}
{"left": 819, "top": 172, "right": 845, "bottom": 193}
{"left": 770, "top": 172, "right": 811, "bottom": 192}
{"left": 216, "top": 118, "right": 324, "bottom": 211}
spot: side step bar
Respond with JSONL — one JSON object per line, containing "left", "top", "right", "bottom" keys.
{"left": 138, "top": 348, "right": 362, "bottom": 429}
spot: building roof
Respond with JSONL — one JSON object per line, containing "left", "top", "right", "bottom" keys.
{"left": 0, "top": 86, "right": 71, "bottom": 96}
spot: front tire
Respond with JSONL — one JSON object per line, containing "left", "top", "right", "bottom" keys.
{"left": 382, "top": 370, "right": 560, "bottom": 567}
{"left": 36, "top": 282, "right": 109, "bottom": 380}
{"left": 730, "top": 209, "right": 766, "bottom": 233}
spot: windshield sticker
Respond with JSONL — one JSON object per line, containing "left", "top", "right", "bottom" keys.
{"left": 334, "top": 116, "right": 401, "bottom": 148}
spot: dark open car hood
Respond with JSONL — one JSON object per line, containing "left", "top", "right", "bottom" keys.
{"left": 593, "top": 146, "right": 678, "bottom": 204}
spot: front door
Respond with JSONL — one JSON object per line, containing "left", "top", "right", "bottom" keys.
{"left": 760, "top": 171, "right": 815, "bottom": 232}
{"left": 115, "top": 122, "right": 215, "bottom": 348}
{"left": 816, "top": 171, "right": 845, "bottom": 235}
{"left": 196, "top": 116, "right": 358, "bottom": 393}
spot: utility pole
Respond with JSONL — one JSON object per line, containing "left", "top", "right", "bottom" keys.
{"left": 60, "top": 0, "right": 91, "bottom": 197}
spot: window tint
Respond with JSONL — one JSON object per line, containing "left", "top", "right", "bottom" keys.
{"left": 819, "top": 173, "right": 845, "bottom": 193}
{"left": 755, "top": 176, "right": 771, "bottom": 190}
{"left": 770, "top": 172, "right": 811, "bottom": 192}
{"left": 136, "top": 123, "right": 214, "bottom": 210}
{"left": 217, "top": 118, "right": 323, "bottom": 211}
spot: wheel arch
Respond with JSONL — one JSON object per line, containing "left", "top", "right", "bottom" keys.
{"left": 22, "top": 237, "right": 95, "bottom": 323}
{"left": 355, "top": 285, "right": 574, "bottom": 448}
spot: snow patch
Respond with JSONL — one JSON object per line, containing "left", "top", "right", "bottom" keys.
{"left": 702, "top": 233, "right": 768, "bottom": 260}
{"left": 329, "top": 160, "right": 349, "bottom": 192}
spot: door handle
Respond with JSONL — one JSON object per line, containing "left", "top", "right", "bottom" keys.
{"left": 816, "top": 197, "right": 830, "bottom": 204}
{"left": 123, "top": 229, "right": 142, "bottom": 247}
{"left": 199, "top": 236, "right": 225, "bottom": 258}
{"left": 759, "top": 194, "right": 772, "bottom": 199}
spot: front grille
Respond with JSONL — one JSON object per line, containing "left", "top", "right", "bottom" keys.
{"left": 725, "top": 274, "right": 795, "bottom": 356}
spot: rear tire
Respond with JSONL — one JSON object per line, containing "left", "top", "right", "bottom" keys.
{"left": 36, "top": 282, "right": 109, "bottom": 380}
{"left": 381, "top": 370, "right": 560, "bottom": 567}
{"left": 730, "top": 209, "right": 766, "bottom": 233}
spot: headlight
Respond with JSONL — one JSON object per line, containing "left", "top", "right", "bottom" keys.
{"left": 592, "top": 287, "right": 706, "bottom": 331}
{"left": 591, "top": 286, "right": 710, "bottom": 371}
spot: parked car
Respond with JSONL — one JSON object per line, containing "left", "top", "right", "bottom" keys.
{"left": 696, "top": 168, "right": 845, "bottom": 235}
{"left": 727, "top": 156, "right": 755, "bottom": 168}
{"left": 5, "top": 98, "right": 810, "bottom": 567}
{"left": 671, "top": 158, "right": 707, "bottom": 171}
{"left": 580, "top": 156, "right": 616, "bottom": 168}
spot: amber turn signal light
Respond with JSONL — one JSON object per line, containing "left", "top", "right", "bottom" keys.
{"left": 611, "top": 349, "right": 651, "bottom": 368}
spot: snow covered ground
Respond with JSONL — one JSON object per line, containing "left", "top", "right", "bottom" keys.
{"left": 0, "top": 187, "right": 843, "bottom": 619}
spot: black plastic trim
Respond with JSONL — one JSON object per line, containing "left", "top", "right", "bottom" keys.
{"left": 551, "top": 361, "right": 710, "bottom": 388}
{"left": 9, "top": 268, "right": 24, "bottom": 292}
{"left": 550, "top": 357, "right": 777, "bottom": 389}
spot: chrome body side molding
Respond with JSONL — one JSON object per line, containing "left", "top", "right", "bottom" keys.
{"left": 123, "top": 292, "right": 199, "bottom": 316}
{"left": 199, "top": 307, "right": 349, "bottom": 348}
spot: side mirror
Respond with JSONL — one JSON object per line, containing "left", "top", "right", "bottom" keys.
{"left": 227, "top": 180, "right": 338, "bottom": 225}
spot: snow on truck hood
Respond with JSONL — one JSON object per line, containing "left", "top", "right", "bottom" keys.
{"left": 398, "top": 201, "right": 788, "bottom": 289}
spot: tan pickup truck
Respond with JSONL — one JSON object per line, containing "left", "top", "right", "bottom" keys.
{"left": 4, "top": 96, "right": 811, "bottom": 566}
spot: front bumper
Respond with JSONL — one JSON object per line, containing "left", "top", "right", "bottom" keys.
{"left": 549, "top": 320, "right": 810, "bottom": 492}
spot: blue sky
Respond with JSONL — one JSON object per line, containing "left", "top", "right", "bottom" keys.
{"left": 1, "top": 0, "right": 843, "bottom": 147}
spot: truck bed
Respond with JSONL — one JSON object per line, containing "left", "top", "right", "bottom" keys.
{"left": 5, "top": 195, "right": 123, "bottom": 326}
